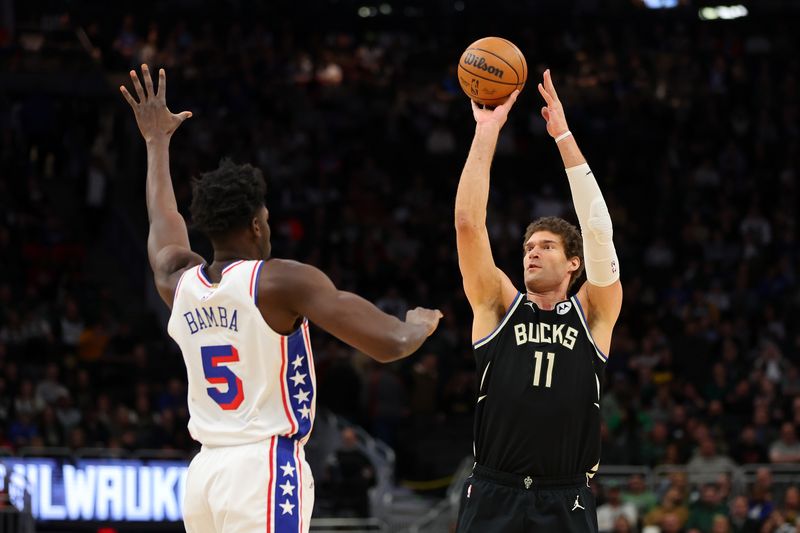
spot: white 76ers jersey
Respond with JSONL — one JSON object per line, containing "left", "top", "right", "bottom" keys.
{"left": 167, "top": 260, "right": 316, "bottom": 447}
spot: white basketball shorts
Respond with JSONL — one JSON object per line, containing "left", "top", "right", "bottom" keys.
{"left": 183, "top": 436, "right": 314, "bottom": 533}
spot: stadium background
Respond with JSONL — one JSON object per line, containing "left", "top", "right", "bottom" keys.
{"left": 1, "top": 0, "right": 799, "bottom": 531}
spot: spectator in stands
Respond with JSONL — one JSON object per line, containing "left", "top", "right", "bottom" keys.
{"left": 752, "top": 406, "right": 778, "bottom": 448}
{"left": 644, "top": 487, "right": 689, "bottom": 529}
{"left": 409, "top": 351, "right": 439, "bottom": 418}
{"left": 7, "top": 412, "right": 38, "bottom": 448}
{"left": 734, "top": 426, "right": 769, "bottom": 464}
{"left": 687, "top": 438, "right": 738, "bottom": 484}
{"left": 716, "top": 473, "right": 734, "bottom": 505}
{"left": 39, "top": 406, "right": 63, "bottom": 448}
{"left": 54, "top": 393, "right": 81, "bottom": 434}
{"left": 753, "top": 341, "right": 786, "bottom": 385}
{"left": 364, "top": 361, "right": 409, "bottom": 448}
{"left": 686, "top": 483, "right": 727, "bottom": 533}
{"left": 748, "top": 467, "right": 775, "bottom": 524}
{"left": 0, "top": 377, "right": 10, "bottom": 428}
{"left": 13, "top": 380, "right": 43, "bottom": 419}
{"left": 779, "top": 487, "right": 800, "bottom": 527}
{"left": 642, "top": 421, "right": 671, "bottom": 466}
{"left": 658, "top": 512, "right": 685, "bottom": 533}
{"left": 324, "top": 427, "right": 376, "bottom": 517}
{"left": 59, "top": 299, "right": 84, "bottom": 349}
{"left": 612, "top": 515, "right": 634, "bottom": 533}
{"left": 710, "top": 514, "right": 731, "bottom": 533}
{"left": 623, "top": 473, "right": 659, "bottom": 516}
{"left": 759, "top": 509, "right": 797, "bottom": 533}
{"left": 598, "top": 483, "right": 639, "bottom": 532}
{"left": 769, "top": 423, "right": 800, "bottom": 464}
{"left": 728, "top": 495, "right": 759, "bottom": 533}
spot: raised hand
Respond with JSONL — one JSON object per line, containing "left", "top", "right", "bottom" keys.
{"left": 538, "top": 69, "right": 569, "bottom": 139}
{"left": 471, "top": 90, "right": 520, "bottom": 130}
{"left": 120, "top": 65, "right": 192, "bottom": 143}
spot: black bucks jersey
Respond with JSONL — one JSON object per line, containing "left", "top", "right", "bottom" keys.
{"left": 472, "top": 292, "right": 608, "bottom": 478}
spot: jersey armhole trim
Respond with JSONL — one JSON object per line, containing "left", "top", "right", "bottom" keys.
{"left": 171, "top": 268, "right": 191, "bottom": 308}
{"left": 249, "top": 260, "right": 307, "bottom": 340}
{"left": 472, "top": 292, "right": 524, "bottom": 349}
{"left": 250, "top": 260, "right": 265, "bottom": 305}
{"left": 571, "top": 295, "right": 609, "bottom": 362}
{"left": 222, "top": 259, "right": 246, "bottom": 275}
{"left": 196, "top": 264, "right": 213, "bottom": 287}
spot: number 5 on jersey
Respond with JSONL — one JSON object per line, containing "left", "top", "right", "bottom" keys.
{"left": 201, "top": 345, "right": 244, "bottom": 410}
{"left": 532, "top": 351, "right": 555, "bottom": 388}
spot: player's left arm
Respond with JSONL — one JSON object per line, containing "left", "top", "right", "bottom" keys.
{"left": 121, "top": 65, "right": 204, "bottom": 307}
{"left": 538, "top": 69, "right": 622, "bottom": 354}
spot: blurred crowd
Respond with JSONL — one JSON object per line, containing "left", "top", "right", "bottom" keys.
{"left": 594, "top": 469, "right": 800, "bottom": 533}
{"left": 1, "top": 1, "right": 799, "bottom": 530}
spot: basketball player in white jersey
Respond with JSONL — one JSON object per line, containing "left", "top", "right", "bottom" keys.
{"left": 120, "top": 65, "right": 442, "bottom": 533}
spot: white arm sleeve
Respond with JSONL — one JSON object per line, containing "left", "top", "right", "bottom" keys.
{"left": 565, "top": 163, "right": 620, "bottom": 287}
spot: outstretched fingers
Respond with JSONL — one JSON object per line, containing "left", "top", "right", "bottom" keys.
{"left": 141, "top": 64, "right": 155, "bottom": 99}
{"left": 543, "top": 69, "right": 560, "bottom": 101}
{"left": 130, "top": 69, "right": 146, "bottom": 102}
{"left": 119, "top": 86, "right": 137, "bottom": 107}
{"left": 538, "top": 82, "right": 554, "bottom": 106}
{"left": 157, "top": 68, "right": 166, "bottom": 102}
{"left": 500, "top": 89, "right": 520, "bottom": 110}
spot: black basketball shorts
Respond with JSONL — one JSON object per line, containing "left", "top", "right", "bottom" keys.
{"left": 456, "top": 465, "right": 598, "bottom": 533}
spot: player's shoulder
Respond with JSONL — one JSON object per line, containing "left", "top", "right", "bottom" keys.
{"left": 259, "top": 258, "right": 324, "bottom": 292}
{"left": 255, "top": 258, "right": 325, "bottom": 328}
{"left": 261, "top": 257, "right": 312, "bottom": 277}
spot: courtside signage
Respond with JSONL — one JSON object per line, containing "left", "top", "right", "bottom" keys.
{"left": 0, "top": 457, "right": 188, "bottom": 522}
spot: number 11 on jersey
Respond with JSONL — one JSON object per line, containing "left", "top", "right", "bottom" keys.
{"left": 532, "top": 351, "right": 555, "bottom": 388}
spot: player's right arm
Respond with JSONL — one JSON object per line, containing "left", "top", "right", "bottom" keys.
{"left": 455, "top": 92, "right": 520, "bottom": 341}
{"left": 120, "top": 65, "right": 203, "bottom": 307}
{"left": 261, "top": 259, "right": 442, "bottom": 363}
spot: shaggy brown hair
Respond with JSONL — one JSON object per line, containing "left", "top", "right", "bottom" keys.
{"left": 523, "top": 217, "right": 584, "bottom": 289}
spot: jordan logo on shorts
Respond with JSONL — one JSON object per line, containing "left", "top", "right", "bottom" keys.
{"left": 572, "top": 494, "right": 585, "bottom": 511}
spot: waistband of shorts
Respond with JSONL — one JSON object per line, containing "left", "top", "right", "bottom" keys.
{"left": 472, "top": 464, "right": 586, "bottom": 489}
{"left": 202, "top": 435, "right": 304, "bottom": 450}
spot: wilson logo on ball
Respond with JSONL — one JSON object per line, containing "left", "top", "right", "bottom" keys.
{"left": 462, "top": 53, "right": 505, "bottom": 79}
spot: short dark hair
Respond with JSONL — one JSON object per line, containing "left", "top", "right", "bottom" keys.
{"left": 523, "top": 216, "right": 584, "bottom": 288}
{"left": 190, "top": 159, "right": 266, "bottom": 238}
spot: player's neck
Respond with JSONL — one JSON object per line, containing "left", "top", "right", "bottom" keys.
{"left": 525, "top": 289, "right": 568, "bottom": 311}
{"left": 210, "top": 234, "right": 263, "bottom": 266}
{"left": 208, "top": 242, "right": 263, "bottom": 278}
{"left": 211, "top": 251, "right": 260, "bottom": 263}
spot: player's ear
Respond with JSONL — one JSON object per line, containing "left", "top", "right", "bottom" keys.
{"left": 567, "top": 256, "right": 580, "bottom": 273}
{"left": 251, "top": 216, "right": 261, "bottom": 237}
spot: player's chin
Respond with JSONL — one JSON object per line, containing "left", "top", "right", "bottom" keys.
{"left": 523, "top": 272, "right": 545, "bottom": 291}
{"left": 526, "top": 272, "right": 562, "bottom": 292}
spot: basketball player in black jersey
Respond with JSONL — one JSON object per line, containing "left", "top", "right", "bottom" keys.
{"left": 454, "top": 70, "right": 623, "bottom": 532}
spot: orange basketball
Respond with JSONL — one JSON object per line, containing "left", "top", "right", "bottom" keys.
{"left": 457, "top": 36, "right": 527, "bottom": 106}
